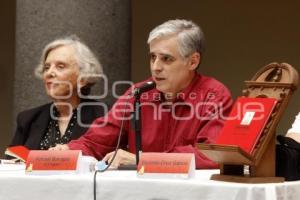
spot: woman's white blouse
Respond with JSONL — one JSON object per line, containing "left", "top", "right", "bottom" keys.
{"left": 287, "top": 112, "right": 300, "bottom": 134}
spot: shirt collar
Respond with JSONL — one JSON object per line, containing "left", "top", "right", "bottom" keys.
{"left": 51, "top": 103, "right": 78, "bottom": 117}
{"left": 140, "top": 73, "right": 201, "bottom": 104}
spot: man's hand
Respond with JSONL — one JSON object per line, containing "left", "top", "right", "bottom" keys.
{"left": 102, "top": 149, "right": 136, "bottom": 169}
{"left": 48, "top": 144, "right": 70, "bottom": 151}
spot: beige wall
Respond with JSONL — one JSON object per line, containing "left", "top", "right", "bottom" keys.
{"left": 132, "top": 0, "right": 300, "bottom": 134}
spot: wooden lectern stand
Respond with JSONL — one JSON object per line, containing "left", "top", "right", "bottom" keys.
{"left": 197, "top": 63, "right": 299, "bottom": 183}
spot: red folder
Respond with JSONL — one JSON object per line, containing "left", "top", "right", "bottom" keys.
{"left": 216, "top": 97, "right": 277, "bottom": 154}
{"left": 5, "top": 145, "right": 30, "bottom": 162}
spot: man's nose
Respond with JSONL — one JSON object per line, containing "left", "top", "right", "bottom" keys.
{"left": 151, "top": 59, "right": 163, "bottom": 71}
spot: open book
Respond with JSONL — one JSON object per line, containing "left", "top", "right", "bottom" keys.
{"left": 5, "top": 146, "right": 30, "bottom": 162}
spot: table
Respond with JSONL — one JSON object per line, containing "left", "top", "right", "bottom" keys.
{"left": 0, "top": 165, "right": 300, "bottom": 200}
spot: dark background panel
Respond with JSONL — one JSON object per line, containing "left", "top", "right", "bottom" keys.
{"left": 0, "top": 0, "right": 15, "bottom": 155}
{"left": 131, "top": 0, "right": 300, "bottom": 135}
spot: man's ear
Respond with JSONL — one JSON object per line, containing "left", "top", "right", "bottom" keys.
{"left": 189, "top": 52, "right": 200, "bottom": 70}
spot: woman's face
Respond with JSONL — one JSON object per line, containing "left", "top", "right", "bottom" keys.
{"left": 42, "top": 45, "right": 80, "bottom": 100}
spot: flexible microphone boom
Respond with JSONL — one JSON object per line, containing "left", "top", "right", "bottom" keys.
{"left": 132, "top": 81, "right": 156, "bottom": 96}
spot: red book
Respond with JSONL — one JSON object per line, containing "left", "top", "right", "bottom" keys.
{"left": 216, "top": 97, "right": 277, "bottom": 154}
{"left": 5, "top": 145, "right": 30, "bottom": 162}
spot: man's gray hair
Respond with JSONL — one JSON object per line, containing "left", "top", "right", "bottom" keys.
{"left": 35, "top": 35, "right": 103, "bottom": 87}
{"left": 147, "top": 19, "right": 205, "bottom": 58}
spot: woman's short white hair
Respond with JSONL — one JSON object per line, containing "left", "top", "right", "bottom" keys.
{"left": 35, "top": 35, "right": 103, "bottom": 87}
{"left": 147, "top": 19, "right": 205, "bottom": 58}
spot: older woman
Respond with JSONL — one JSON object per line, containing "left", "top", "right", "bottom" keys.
{"left": 9, "top": 36, "right": 105, "bottom": 150}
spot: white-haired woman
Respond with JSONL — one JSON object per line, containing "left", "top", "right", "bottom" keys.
{"left": 9, "top": 36, "right": 105, "bottom": 150}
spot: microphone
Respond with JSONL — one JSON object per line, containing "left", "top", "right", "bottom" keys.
{"left": 132, "top": 81, "right": 156, "bottom": 97}
{"left": 131, "top": 81, "right": 156, "bottom": 166}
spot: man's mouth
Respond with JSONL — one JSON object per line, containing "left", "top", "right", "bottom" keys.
{"left": 154, "top": 77, "right": 166, "bottom": 81}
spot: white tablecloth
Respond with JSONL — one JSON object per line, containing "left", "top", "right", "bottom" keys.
{"left": 0, "top": 165, "right": 300, "bottom": 200}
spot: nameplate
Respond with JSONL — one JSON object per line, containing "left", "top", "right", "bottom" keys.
{"left": 137, "top": 153, "right": 195, "bottom": 179}
{"left": 26, "top": 150, "right": 82, "bottom": 174}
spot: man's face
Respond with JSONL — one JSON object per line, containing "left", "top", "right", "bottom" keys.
{"left": 149, "top": 35, "right": 199, "bottom": 98}
{"left": 42, "top": 45, "right": 80, "bottom": 99}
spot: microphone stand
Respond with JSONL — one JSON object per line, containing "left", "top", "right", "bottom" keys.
{"left": 122, "top": 81, "right": 154, "bottom": 169}
{"left": 118, "top": 96, "right": 141, "bottom": 170}
{"left": 133, "top": 93, "right": 142, "bottom": 166}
